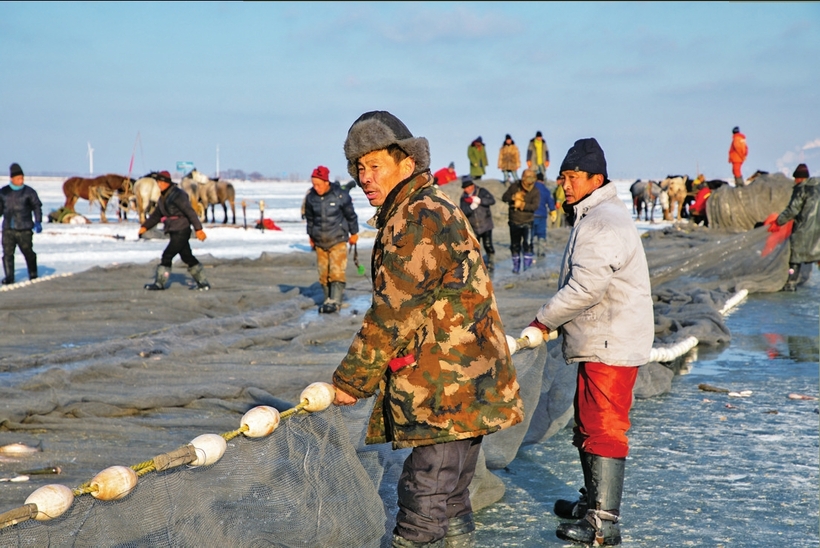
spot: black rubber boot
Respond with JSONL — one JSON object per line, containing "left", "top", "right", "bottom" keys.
{"left": 145, "top": 265, "right": 171, "bottom": 290}
{"left": 320, "top": 281, "right": 344, "bottom": 313}
{"left": 554, "top": 449, "right": 594, "bottom": 520}
{"left": 2, "top": 255, "right": 14, "bottom": 285}
{"left": 485, "top": 253, "right": 495, "bottom": 271}
{"left": 556, "top": 455, "right": 625, "bottom": 546}
{"left": 445, "top": 514, "right": 475, "bottom": 548}
{"left": 27, "top": 256, "right": 38, "bottom": 281}
{"left": 781, "top": 263, "right": 801, "bottom": 292}
{"left": 188, "top": 263, "right": 210, "bottom": 290}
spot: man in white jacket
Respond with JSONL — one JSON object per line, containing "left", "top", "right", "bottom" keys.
{"left": 528, "top": 138, "right": 653, "bottom": 546}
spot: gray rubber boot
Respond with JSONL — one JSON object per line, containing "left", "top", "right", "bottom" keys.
{"left": 392, "top": 534, "right": 445, "bottom": 548}
{"left": 188, "top": 263, "right": 210, "bottom": 291}
{"left": 145, "top": 265, "right": 171, "bottom": 290}
{"left": 444, "top": 514, "right": 475, "bottom": 548}
{"left": 2, "top": 255, "right": 14, "bottom": 285}
{"left": 734, "top": 176, "right": 744, "bottom": 186}
{"left": 556, "top": 455, "right": 625, "bottom": 546}
{"left": 554, "top": 449, "right": 593, "bottom": 519}
{"left": 320, "top": 281, "right": 344, "bottom": 313}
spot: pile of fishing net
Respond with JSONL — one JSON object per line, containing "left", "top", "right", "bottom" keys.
{"left": 0, "top": 174, "right": 801, "bottom": 547}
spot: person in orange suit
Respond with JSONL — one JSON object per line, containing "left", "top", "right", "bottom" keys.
{"left": 728, "top": 126, "right": 748, "bottom": 186}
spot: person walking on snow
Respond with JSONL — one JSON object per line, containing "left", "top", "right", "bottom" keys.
{"left": 0, "top": 163, "right": 42, "bottom": 284}
{"left": 527, "top": 131, "right": 550, "bottom": 179}
{"left": 767, "top": 163, "right": 820, "bottom": 292}
{"left": 331, "top": 110, "right": 523, "bottom": 548}
{"left": 498, "top": 134, "right": 521, "bottom": 185}
{"left": 459, "top": 175, "right": 496, "bottom": 271}
{"left": 304, "top": 165, "right": 359, "bottom": 313}
{"left": 532, "top": 172, "right": 557, "bottom": 259}
{"left": 728, "top": 126, "right": 748, "bottom": 186}
{"left": 527, "top": 138, "right": 653, "bottom": 546}
{"left": 502, "top": 168, "right": 540, "bottom": 273}
{"left": 138, "top": 170, "right": 210, "bottom": 291}
{"left": 467, "top": 137, "right": 488, "bottom": 180}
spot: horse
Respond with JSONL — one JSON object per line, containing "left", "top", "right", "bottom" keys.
{"left": 660, "top": 175, "right": 689, "bottom": 221}
{"left": 179, "top": 176, "right": 205, "bottom": 220}
{"left": 62, "top": 174, "right": 132, "bottom": 223}
{"left": 133, "top": 175, "right": 161, "bottom": 224}
{"left": 629, "top": 179, "right": 663, "bottom": 222}
{"left": 198, "top": 180, "right": 236, "bottom": 224}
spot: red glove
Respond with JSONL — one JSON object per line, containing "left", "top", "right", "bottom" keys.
{"left": 529, "top": 318, "right": 549, "bottom": 335}
{"left": 464, "top": 196, "right": 473, "bottom": 204}
{"left": 763, "top": 212, "right": 779, "bottom": 231}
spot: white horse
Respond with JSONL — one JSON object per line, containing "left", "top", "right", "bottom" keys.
{"left": 133, "top": 176, "right": 161, "bottom": 225}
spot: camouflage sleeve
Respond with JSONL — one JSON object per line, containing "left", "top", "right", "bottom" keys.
{"left": 333, "top": 220, "right": 444, "bottom": 398}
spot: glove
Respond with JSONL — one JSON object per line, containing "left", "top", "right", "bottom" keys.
{"left": 528, "top": 318, "right": 550, "bottom": 336}
{"left": 549, "top": 210, "right": 558, "bottom": 223}
{"left": 470, "top": 201, "right": 479, "bottom": 210}
{"left": 309, "top": 237, "right": 315, "bottom": 250}
{"left": 195, "top": 229, "right": 207, "bottom": 241}
{"left": 464, "top": 196, "right": 473, "bottom": 204}
{"left": 33, "top": 222, "right": 42, "bottom": 234}
{"left": 138, "top": 226, "right": 147, "bottom": 237}
{"left": 471, "top": 196, "right": 481, "bottom": 206}
{"left": 348, "top": 233, "right": 359, "bottom": 245}
{"left": 514, "top": 199, "right": 525, "bottom": 211}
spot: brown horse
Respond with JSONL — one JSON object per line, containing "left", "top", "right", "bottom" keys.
{"left": 199, "top": 180, "right": 236, "bottom": 224}
{"left": 63, "top": 174, "right": 132, "bottom": 223}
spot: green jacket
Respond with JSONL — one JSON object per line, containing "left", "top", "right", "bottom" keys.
{"left": 777, "top": 177, "right": 820, "bottom": 263}
{"left": 333, "top": 171, "right": 524, "bottom": 449}
{"left": 468, "top": 144, "right": 488, "bottom": 178}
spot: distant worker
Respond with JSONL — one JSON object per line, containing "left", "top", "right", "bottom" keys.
{"left": 728, "top": 126, "right": 748, "bottom": 186}
{"left": 532, "top": 172, "right": 557, "bottom": 258}
{"left": 460, "top": 174, "right": 497, "bottom": 270}
{"left": 689, "top": 179, "right": 725, "bottom": 227}
{"left": 502, "top": 168, "right": 540, "bottom": 273}
{"left": 552, "top": 174, "right": 567, "bottom": 228}
{"left": 138, "top": 170, "right": 210, "bottom": 291}
{"left": 304, "top": 165, "right": 359, "bottom": 313}
{"left": 432, "top": 162, "right": 458, "bottom": 186}
{"left": 527, "top": 131, "right": 550, "bottom": 179}
{"left": 498, "top": 134, "right": 521, "bottom": 185}
{"left": 0, "top": 163, "right": 42, "bottom": 284}
{"left": 769, "top": 163, "right": 820, "bottom": 291}
{"left": 468, "top": 136, "right": 488, "bottom": 180}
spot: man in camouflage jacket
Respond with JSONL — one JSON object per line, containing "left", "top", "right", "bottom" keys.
{"left": 332, "top": 111, "right": 523, "bottom": 548}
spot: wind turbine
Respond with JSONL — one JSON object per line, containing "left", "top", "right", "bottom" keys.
{"left": 87, "top": 142, "right": 94, "bottom": 175}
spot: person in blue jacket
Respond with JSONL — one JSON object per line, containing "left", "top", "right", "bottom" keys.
{"left": 0, "top": 163, "right": 43, "bottom": 284}
{"left": 532, "top": 172, "right": 557, "bottom": 259}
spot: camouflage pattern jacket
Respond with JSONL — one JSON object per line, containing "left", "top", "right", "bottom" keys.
{"left": 333, "top": 171, "right": 523, "bottom": 449}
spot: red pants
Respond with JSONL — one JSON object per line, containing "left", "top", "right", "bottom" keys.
{"left": 731, "top": 162, "right": 744, "bottom": 179}
{"left": 572, "top": 362, "right": 638, "bottom": 459}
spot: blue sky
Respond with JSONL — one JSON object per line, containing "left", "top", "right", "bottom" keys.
{"left": 1, "top": 1, "right": 818, "bottom": 181}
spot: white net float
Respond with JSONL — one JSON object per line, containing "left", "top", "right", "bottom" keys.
{"left": 241, "top": 406, "right": 281, "bottom": 438}
{"left": 300, "top": 382, "right": 336, "bottom": 412}
{"left": 90, "top": 466, "right": 138, "bottom": 501}
{"left": 505, "top": 335, "right": 519, "bottom": 355}
{"left": 189, "top": 434, "right": 227, "bottom": 467}
{"left": 24, "top": 484, "right": 74, "bottom": 521}
{"left": 519, "top": 326, "right": 544, "bottom": 347}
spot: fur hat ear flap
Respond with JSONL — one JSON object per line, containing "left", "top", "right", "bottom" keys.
{"left": 344, "top": 111, "right": 430, "bottom": 180}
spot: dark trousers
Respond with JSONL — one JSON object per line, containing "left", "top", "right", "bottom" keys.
{"left": 509, "top": 222, "right": 532, "bottom": 256}
{"left": 2, "top": 229, "right": 36, "bottom": 274}
{"left": 395, "top": 437, "right": 483, "bottom": 543}
{"left": 476, "top": 230, "right": 494, "bottom": 256}
{"left": 160, "top": 228, "right": 199, "bottom": 268}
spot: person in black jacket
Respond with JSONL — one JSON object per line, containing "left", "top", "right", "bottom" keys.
{"left": 502, "top": 168, "right": 540, "bottom": 273}
{"left": 0, "top": 163, "right": 43, "bottom": 284}
{"left": 304, "top": 165, "right": 359, "bottom": 313}
{"left": 138, "top": 171, "right": 209, "bottom": 290}
{"left": 459, "top": 175, "right": 496, "bottom": 270}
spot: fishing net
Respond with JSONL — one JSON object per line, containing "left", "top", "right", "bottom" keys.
{"left": 0, "top": 175, "right": 803, "bottom": 547}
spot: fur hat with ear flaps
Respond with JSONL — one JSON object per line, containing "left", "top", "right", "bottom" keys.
{"left": 344, "top": 111, "right": 430, "bottom": 181}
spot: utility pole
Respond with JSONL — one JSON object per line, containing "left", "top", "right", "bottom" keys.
{"left": 87, "top": 142, "right": 94, "bottom": 175}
